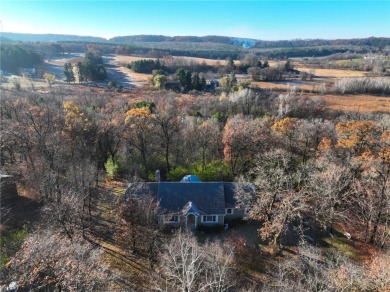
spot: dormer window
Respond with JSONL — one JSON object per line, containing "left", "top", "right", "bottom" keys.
{"left": 225, "top": 208, "right": 233, "bottom": 214}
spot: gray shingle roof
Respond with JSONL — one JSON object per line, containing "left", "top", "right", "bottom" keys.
{"left": 125, "top": 180, "right": 254, "bottom": 215}
{"left": 157, "top": 182, "right": 225, "bottom": 214}
{"left": 224, "top": 182, "right": 256, "bottom": 208}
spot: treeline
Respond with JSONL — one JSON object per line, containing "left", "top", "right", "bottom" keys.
{"left": 0, "top": 45, "right": 43, "bottom": 73}
{"left": 254, "top": 37, "right": 390, "bottom": 49}
{"left": 258, "top": 47, "right": 353, "bottom": 59}
{"left": 1, "top": 32, "right": 108, "bottom": 43}
{"left": 335, "top": 77, "right": 390, "bottom": 95}
{"left": 127, "top": 59, "right": 164, "bottom": 73}
{"left": 110, "top": 34, "right": 234, "bottom": 44}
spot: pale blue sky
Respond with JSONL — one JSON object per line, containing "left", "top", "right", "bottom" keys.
{"left": 1, "top": 1, "right": 389, "bottom": 40}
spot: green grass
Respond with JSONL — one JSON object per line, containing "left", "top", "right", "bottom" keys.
{"left": 0, "top": 226, "right": 28, "bottom": 267}
{"left": 1, "top": 76, "right": 49, "bottom": 90}
{"left": 334, "top": 58, "right": 365, "bottom": 67}
{"left": 320, "top": 233, "right": 362, "bottom": 262}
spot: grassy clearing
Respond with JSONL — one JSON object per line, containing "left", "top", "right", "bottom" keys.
{"left": 321, "top": 235, "right": 360, "bottom": 261}
{"left": 333, "top": 58, "right": 365, "bottom": 67}
{"left": 0, "top": 226, "right": 28, "bottom": 267}
{"left": 1, "top": 76, "right": 50, "bottom": 90}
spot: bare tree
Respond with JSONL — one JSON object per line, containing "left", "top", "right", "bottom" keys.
{"left": 240, "top": 150, "right": 309, "bottom": 247}
{"left": 269, "top": 243, "right": 363, "bottom": 292}
{"left": 119, "top": 182, "right": 164, "bottom": 266}
{"left": 155, "top": 231, "right": 236, "bottom": 292}
{"left": 5, "top": 231, "right": 112, "bottom": 291}
{"left": 309, "top": 161, "right": 355, "bottom": 234}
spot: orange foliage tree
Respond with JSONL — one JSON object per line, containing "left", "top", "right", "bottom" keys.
{"left": 336, "top": 121, "right": 380, "bottom": 157}
{"left": 124, "top": 107, "right": 155, "bottom": 179}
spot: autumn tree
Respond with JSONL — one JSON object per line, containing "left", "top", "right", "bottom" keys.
{"left": 296, "top": 119, "right": 336, "bottom": 163}
{"left": 271, "top": 117, "right": 300, "bottom": 153}
{"left": 152, "top": 97, "right": 182, "bottom": 173}
{"left": 238, "top": 149, "right": 309, "bottom": 247}
{"left": 124, "top": 106, "right": 155, "bottom": 179}
{"left": 223, "top": 115, "right": 272, "bottom": 174}
{"left": 183, "top": 117, "right": 223, "bottom": 171}
{"left": 336, "top": 120, "right": 381, "bottom": 157}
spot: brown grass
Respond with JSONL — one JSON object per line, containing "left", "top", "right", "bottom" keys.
{"left": 297, "top": 67, "right": 368, "bottom": 78}
{"left": 321, "top": 94, "right": 390, "bottom": 113}
{"left": 251, "top": 81, "right": 321, "bottom": 92}
{"left": 115, "top": 55, "right": 155, "bottom": 64}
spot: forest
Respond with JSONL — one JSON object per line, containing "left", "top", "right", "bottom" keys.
{"left": 1, "top": 79, "right": 389, "bottom": 290}
{"left": 0, "top": 31, "right": 389, "bottom": 291}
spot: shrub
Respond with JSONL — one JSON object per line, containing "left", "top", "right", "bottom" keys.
{"left": 334, "top": 77, "right": 390, "bottom": 94}
{"left": 104, "top": 157, "right": 121, "bottom": 179}
{"left": 167, "top": 160, "right": 233, "bottom": 182}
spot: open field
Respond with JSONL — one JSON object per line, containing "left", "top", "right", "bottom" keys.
{"left": 115, "top": 54, "right": 278, "bottom": 67}
{"left": 321, "top": 94, "right": 390, "bottom": 113}
{"left": 296, "top": 67, "right": 368, "bottom": 78}
{"left": 1, "top": 76, "right": 50, "bottom": 90}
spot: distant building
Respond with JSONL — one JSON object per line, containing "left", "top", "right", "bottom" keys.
{"left": 21, "top": 68, "right": 36, "bottom": 78}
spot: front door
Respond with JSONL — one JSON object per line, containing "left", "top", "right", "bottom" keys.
{"left": 187, "top": 214, "right": 196, "bottom": 229}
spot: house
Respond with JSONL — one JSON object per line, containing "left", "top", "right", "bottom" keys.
{"left": 125, "top": 174, "right": 254, "bottom": 229}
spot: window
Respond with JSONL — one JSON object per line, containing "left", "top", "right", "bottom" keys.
{"left": 225, "top": 208, "right": 233, "bottom": 214}
{"left": 202, "top": 215, "right": 217, "bottom": 223}
{"left": 167, "top": 215, "right": 179, "bottom": 223}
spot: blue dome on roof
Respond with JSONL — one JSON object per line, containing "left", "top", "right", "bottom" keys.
{"left": 180, "top": 175, "right": 202, "bottom": 182}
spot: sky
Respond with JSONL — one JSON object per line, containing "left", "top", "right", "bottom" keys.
{"left": 0, "top": 1, "right": 389, "bottom": 40}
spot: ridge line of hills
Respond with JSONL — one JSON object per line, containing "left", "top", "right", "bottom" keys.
{"left": 1, "top": 32, "right": 389, "bottom": 49}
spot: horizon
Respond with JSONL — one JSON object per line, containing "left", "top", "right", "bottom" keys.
{"left": 1, "top": 31, "right": 389, "bottom": 42}
{"left": 1, "top": 1, "right": 389, "bottom": 40}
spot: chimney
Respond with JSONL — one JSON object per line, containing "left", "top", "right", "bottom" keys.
{"left": 155, "top": 170, "right": 160, "bottom": 182}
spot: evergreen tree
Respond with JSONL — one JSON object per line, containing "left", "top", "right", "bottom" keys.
{"left": 64, "top": 62, "right": 74, "bottom": 83}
